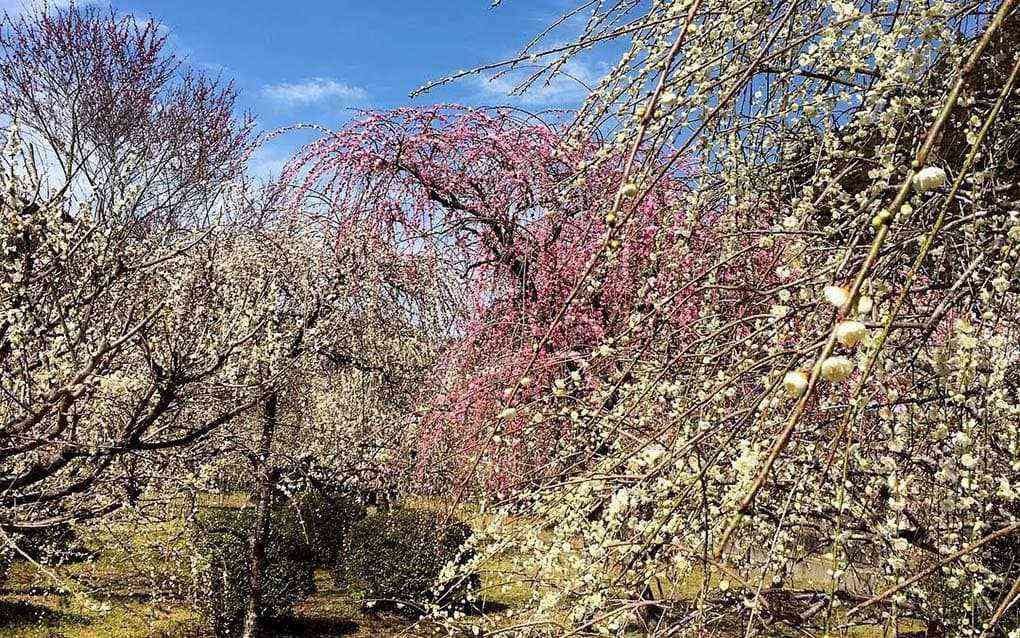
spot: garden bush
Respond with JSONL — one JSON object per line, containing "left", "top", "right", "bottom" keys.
{"left": 973, "top": 502, "right": 1020, "bottom": 636}
{"left": 0, "top": 543, "right": 12, "bottom": 589}
{"left": 190, "top": 505, "right": 316, "bottom": 637}
{"left": 332, "top": 507, "right": 477, "bottom": 614}
{"left": 291, "top": 490, "right": 366, "bottom": 567}
{"left": 11, "top": 523, "right": 91, "bottom": 566}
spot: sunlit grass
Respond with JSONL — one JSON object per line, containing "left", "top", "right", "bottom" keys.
{"left": 1, "top": 499, "right": 924, "bottom": 637}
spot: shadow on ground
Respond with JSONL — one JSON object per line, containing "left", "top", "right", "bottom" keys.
{"left": 468, "top": 599, "right": 511, "bottom": 615}
{"left": 0, "top": 599, "right": 91, "bottom": 630}
{"left": 265, "top": 615, "right": 360, "bottom": 637}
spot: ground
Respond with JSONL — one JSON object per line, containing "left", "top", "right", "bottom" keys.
{"left": 0, "top": 496, "right": 528, "bottom": 638}
{"left": 0, "top": 498, "right": 917, "bottom": 637}
{"left": 0, "top": 564, "right": 445, "bottom": 637}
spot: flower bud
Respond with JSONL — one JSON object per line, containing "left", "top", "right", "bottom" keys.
{"left": 912, "top": 166, "right": 947, "bottom": 193}
{"left": 824, "top": 285, "right": 851, "bottom": 309}
{"left": 834, "top": 320, "right": 867, "bottom": 347}
{"left": 619, "top": 182, "right": 639, "bottom": 198}
{"left": 820, "top": 356, "right": 854, "bottom": 382}
{"left": 783, "top": 371, "right": 809, "bottom": 397}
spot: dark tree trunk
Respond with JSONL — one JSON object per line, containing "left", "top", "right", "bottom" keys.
{"left": 242, "top": 392, "right": 279, "bottom": 638}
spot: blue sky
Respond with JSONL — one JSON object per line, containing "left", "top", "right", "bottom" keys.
{"left": 31, "top": 0, "right": 606, "bottom": 176}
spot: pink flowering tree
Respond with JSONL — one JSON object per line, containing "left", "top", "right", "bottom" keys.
{"left": 282, "top": 106, "right": 798, "bottom": 496}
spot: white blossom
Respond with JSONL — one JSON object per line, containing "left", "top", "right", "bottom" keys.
{"left": 820, "top": 356, "right": 854, "bottom": 382}
{"left": 912, "top": 166, "right": 947, "bottom": 192}
{"left": 834, "top": 320, "right": 867, "bottom": 347}
{"left": 783, "top": 371, "right": 809, "bottom": 397}
{"left": 824, "top": 285, "right": 851, "bottom": 309}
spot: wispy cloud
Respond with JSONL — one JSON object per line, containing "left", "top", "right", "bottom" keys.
{"left": 472, "top": 58, "right": 601, "bottom": 107}
{"left": 262, "top": 78, "right": 368, "bottom": 106}
{"left": 247, "top": 144, "right": 291, "bottom": 181}
{"left": 0, "top": 0, "right": 75, "bottom": 14}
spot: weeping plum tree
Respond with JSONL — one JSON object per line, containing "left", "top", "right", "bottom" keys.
{"left": 281, "top": 105, "right": 685, "bottom": 488}
{"left": 0, "top": 8, "right": 459, "bottom": 633}
{"left": 281, "top": 105, "right": 798, "bottom": 499}
{"left": 0, "top": 4, "right": 251, "bottom": 221}
{"left": 0, "top": 142, "right": 273, "bottom": 535}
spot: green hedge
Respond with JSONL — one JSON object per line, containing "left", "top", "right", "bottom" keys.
{"left": 0, "top": 543, "right": 12, "bottom": 589}
{"left": 291, "top": 490, "right": 366, "bottom": 567}
{"left": 975, "top": 504, "right": 1019, "bottom": 636}
{"left": 332, "top": 507, "right": 477, "bottom": 614}
{"left": 190, "top": 505, "right": 316, "bottom": 637}
{"left": 11, "top": 523, "right": 91, "bottom": 566}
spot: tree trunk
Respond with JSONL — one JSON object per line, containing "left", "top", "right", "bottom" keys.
{"left": 242, "top": 392, "right": 279, "bottom": 638}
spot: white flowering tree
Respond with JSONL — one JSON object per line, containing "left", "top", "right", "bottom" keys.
{"left": 0, "top": 134, "right": 281, "bottom": 533}
{"left": 0, "top": 5, "right": 262, "bottom": 536}
{"left": 166, "top": 174, "right": 459, "bottom": 637}
{"left": 414, "top": 0, "right": 1020, "bottom": 636}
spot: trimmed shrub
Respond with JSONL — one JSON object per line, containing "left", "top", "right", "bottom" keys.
{"left": 291, "top": 490, "right": 366, "bottom": 567}
{"left": 0, "top": 543, "right": 12, "bottom": 589}
{"left": 11, "top": 524, "right": 91, "bottom": 566}
{"left": 921, "top": 501, "right": 1020, "bottom": 637}
{"left": 975, "top": 502, "right": 1020, "bottom": 636}
{"left": 190, "top": 505, "right": 315, "bottom": 637}
{"left": 332, "top": 507, "right": 477, "bottom": 614}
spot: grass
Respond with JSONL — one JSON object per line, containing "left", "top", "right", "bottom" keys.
{"left": 1, "top": 522, "right": 199, "bottom": 638}
{"left": 0, "top": 499, "right": 522, "bottom": 638}
{"left": 1, "top": 499, "right": 925, "bottom": 637}
{"left": 0, "top": 594, "right": 196, "bottom": 638}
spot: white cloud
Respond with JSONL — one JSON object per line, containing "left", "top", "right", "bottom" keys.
{"left": 247, "top": 145, "right": 290, "bottom": 181}
{"left": 0, "top": 0, "right": 72, "bottom": 14}
{"left": 472, "top": 58, "right": 601, "bottom": 107}
{"left": 262, "top": 78, "right": 368, "bottom": 106}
